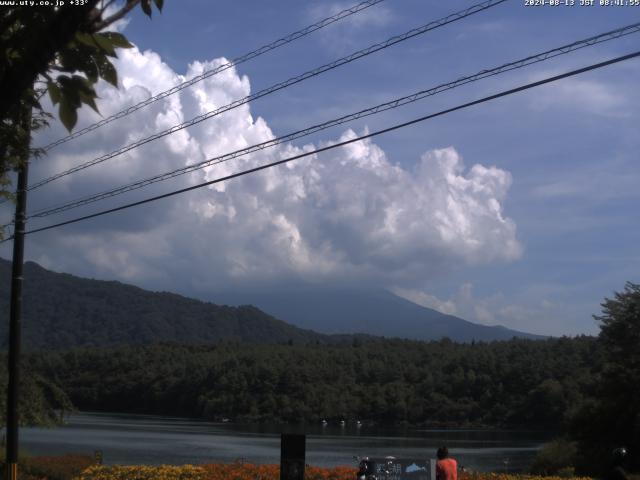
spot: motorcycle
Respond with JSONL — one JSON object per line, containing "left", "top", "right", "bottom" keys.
{"left": 354, "top": 455, "right": 398, "bottom": 480}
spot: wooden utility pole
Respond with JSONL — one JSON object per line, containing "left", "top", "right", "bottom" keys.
{"left": 5, "top": 107, "right": 31, "bottom": 480}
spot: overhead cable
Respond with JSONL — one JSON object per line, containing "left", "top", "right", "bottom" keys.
{"left": 27, "top": 0, "right": 508, "bottom": 192}
{"left": 27, "top": 22, "right": 640, "bottom": 219}
{"left": 39, "top": 0, "right": 389, "bottom": 152}
{"left": 11, "top": 50, "right": 638, "bottom": 240}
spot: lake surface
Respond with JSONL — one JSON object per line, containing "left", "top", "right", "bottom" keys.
{"left": 20, "top": 412, "right": 551, "bottom": 472}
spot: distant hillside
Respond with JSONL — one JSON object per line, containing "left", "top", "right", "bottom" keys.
{"left": 215, "top": 287, "right": 545, "bottom": 342}
{"left": 0, "top": 258, "right": 543, "bottom": 349}
{"left": 0, "top": 258, "right": 333, "bottom": 350}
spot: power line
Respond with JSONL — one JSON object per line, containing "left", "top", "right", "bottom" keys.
{"left": 39, "top": 0, "right": 388, "bottom": 152}
{"left": 27, "top": 0, "right": 508, "bottom": 192}
{"left": 26, "top": 22, "right": 640, "bottom": 220}
{"left": 13, "top": 50, "right": 638, "bottom": 240}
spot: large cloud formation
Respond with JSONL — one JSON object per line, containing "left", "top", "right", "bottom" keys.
{"left": 2, "top": 45, "right": 521, "bottom": 295}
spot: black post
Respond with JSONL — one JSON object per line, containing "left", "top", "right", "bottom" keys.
{"left": 5, "top": 148, "right": 29, "bottom": 480}
{"left": 280, "top": 433, "right": 305, "bottom": 480}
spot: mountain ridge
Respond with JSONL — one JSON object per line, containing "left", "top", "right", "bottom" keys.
{"left": 0, "top": 257, "right": 544, "bottom": 349}
{"left": 0, "top": 258, "right": 334, "bottom": 350}
{"left": 214, "top": 286, "right": 545, "bottom": 341}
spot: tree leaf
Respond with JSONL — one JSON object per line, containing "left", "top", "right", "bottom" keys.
{"left": 141, "top": 0, "right": 152, "bottom": 17}
{"left": 59, "top": 42, "right": 103, "bottom": 81}
{"left": 79, "top": 90, "right": 100, "bottom": 114}
{"left": 75, "top": 31, "right": 98, "bottom": 49}
{"left": 59, "top": 97, "right": 78, "bottom": 132}
{"left": 91, "top": 33, "right": 117, "bottom": 57}
{"left": 101, "top": 32, "right": 133, "bottom": 49}
{"left": 58, "top": 46, "right": 87, "bottom": 72}
{"left": 58, "top": 76, "right": 82, "bottom": 109}
{"left": 70, "top": 75, "right": 95, "bottom": 95}
{"left": 47, "top": 81, "right": 61, "bottom": 106}
{"left": 83, "top": 57, "right": 99, "bottom": 83}
{"left": 153, "top": 0, "right": 164, "bottom": 11}
{"left": 97, "top": 58, "right": 118, "bottom": 87}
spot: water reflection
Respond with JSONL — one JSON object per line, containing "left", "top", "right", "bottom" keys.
{"left": 20, "top": 412, "right": 550, "bottom": 471}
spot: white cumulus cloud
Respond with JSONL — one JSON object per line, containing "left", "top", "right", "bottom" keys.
{"left": 2, "top": 44, "right": 521, "bottom": 295}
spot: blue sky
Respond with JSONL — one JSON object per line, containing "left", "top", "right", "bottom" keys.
{"left": 2, "top": 0, "right": 639, "bottom": 336}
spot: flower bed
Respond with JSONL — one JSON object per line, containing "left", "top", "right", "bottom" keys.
{"left": 74, "top": 463, "right": 357, "bottom": 480}
{"left": 74, "top": 464, "right": 596, "bottom": 480}
{"left": 459, "top": 472, "right": 592, "bottom": 480}
{"left": 201, "top": 463, "right": 356, "bottom": 480}
{"left": 74, "top": 465, "right": 207, "bottom": 480}
{"left": 9, "top": 457, "right": 599, "bottom": 480}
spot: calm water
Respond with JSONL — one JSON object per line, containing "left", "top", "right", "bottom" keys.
{"left": 20, "top": 412, "right": 551, "bottom": 472}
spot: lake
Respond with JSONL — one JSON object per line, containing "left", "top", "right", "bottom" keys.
{"left": 20, "top": 412, "right": 551, "bottom": 472}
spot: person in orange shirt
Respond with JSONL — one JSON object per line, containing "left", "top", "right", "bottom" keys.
{"left": 436, "top": 446, "right": 458, "bottom": 480}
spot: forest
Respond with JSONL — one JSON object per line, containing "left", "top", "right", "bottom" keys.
{"left": 24, "top": 336, "right": 599, "bottom": 428}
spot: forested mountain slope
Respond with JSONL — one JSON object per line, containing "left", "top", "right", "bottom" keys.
{"left": 1, "top": 258, "right": 541, "bottom": 349}
{"left": 0, "top": 258, "right": 330, "bottom": 349}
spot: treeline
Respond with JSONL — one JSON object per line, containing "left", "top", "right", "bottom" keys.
{"left": 26, "top": 336, "right": 601, "bottom": 428}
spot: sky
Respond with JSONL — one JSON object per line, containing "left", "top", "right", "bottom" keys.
{"left": 1, "top": 0, "right": 639, "bottom": 336}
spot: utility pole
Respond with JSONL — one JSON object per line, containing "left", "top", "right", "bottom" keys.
{"left": 5, "top": 107, "right": 31, "bottom": 480}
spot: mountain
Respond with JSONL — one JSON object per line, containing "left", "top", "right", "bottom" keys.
{"left": 0, "top": 258, "right": 543, "bottom": 349}
{"left": 213, "top": 287, "right": 545, "bottom": 342}
{"left": 0, "top": 258, "right": 334, "bottom": 350}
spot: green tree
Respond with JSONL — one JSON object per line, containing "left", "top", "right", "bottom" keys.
{"left": 0, "top": 0, "right": 164, "bottom": 423}
{"left": 520, "top": 379, "right": 568, "bottom": 427}
{"left": 572, "top": 282, "right": 640, "bottom": 474}
{"left": 530, "top": 439, "right": 577, "bottom": 476}
{"left": 0, "top": 362, "right": 73, "bottom": 427}
{"left": 0, "top": 0, "right": 163, "bottom": 227}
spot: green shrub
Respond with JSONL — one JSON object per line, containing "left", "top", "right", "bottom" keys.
{"left": 530, "top": 439, "right": 577, "bottom": 476}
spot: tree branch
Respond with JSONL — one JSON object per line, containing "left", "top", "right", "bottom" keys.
{"left": 101, "top": 0, "right": 119, "bottom": 13}
{"left": 90, "top": 0, "right": 140, "bottom": 33}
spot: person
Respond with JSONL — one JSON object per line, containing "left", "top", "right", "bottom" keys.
{"left": 436, "top": 446, "right": 458, "bottom": 480}
{"left": 604, "top": 447, "right": 629, "bottom": 480}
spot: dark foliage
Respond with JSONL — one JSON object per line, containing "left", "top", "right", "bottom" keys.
{"left": 530, "top": 439, "right": 577, "bottom": 476}
{"left": 571, "top": 282, "right": 640, "bottom": 475}
{"left": 24, "top": 336, "right": 599, "bottom": 428}
{"left": 0, "top": 1, "right": 163, "bottom": 210}
{"left": 0, "top": 360, "right": 73, "bottom": 427}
